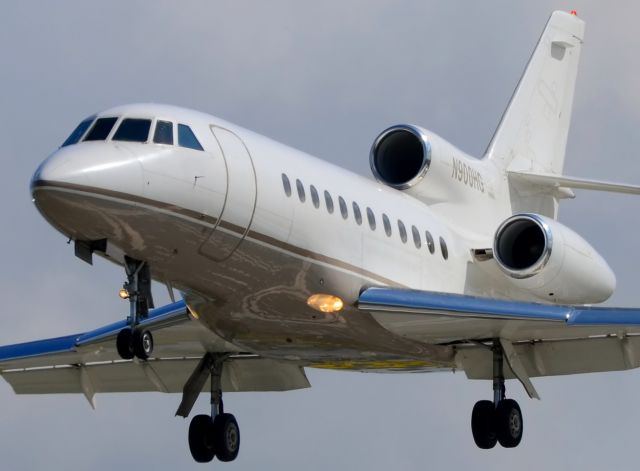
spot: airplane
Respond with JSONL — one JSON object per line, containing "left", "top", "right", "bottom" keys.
{"left": 2, "top": 9, "right": 640, "bottom": 463}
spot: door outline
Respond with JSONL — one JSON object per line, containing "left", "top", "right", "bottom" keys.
{"left": 198, "top": 125, "right": 258, "bottom": 262}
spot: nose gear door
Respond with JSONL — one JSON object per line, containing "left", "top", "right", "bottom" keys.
{"left": 198, "top": 126, "right": 257, "bottom": 261}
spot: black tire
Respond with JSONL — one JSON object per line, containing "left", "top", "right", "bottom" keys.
{"left": 471, "top": 400, "right": 497, "bottom": 449}
{"left": 213, "top": 413, "right": 240, "bottom": 462}
{"left": 189, "top": 415, "right": 216, "bottom": 463}
{"left": 133, "top": 329, "right": 153, "bottom": 360}
{"left": 116, "top": 328, "right": 134, "bottom": 360}
{"left": 496, "top": 399, "right": 523, "bottom": 448}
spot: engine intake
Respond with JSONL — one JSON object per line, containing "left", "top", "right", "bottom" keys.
{"left": 370, "top": 125, "right": 431, "bottom": 189}
{"left": 494, "top": 214, "right": 551, "bottom": 279}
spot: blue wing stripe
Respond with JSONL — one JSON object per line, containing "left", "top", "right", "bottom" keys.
{"left": 0, "top": 300, "right": 188, "bottom": 364}
{"left": 568, "top": 307, "right": 640, "bottom": 325}
{"left": 0, "top": 335, "right": 79, "bottom": 363}
{"left": 359, "top": 287, "right": 640, "bottom": 326}
{"left": 358, "top": 287, "right": 569, "bottom": 321}
{"left": 76, "top": 300, "right": 187, "bottom": 346}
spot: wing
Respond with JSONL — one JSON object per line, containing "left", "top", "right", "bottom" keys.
{"left": 0, "top": 300, "right": 309, "bottom": 406}
{"left": 358, "top": 287, "right": 640, "bottom": 387}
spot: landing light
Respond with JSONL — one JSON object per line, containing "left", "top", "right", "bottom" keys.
{"left": 118, "top": 288, "right": 130, "bottom": 300}
{"left": 307, "top": 294, "right": 344, "bottom": 313}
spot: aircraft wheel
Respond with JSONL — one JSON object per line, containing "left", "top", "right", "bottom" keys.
{"left": 496, "top": 399, "right": 523, "bottom": 448}
{"left": 471, "top": 400, "right": 497, "bottom": 449}
{"left": 116, "top": 328, "right": 134, "bottom": 360}
{"left": 189, "top": 414, "right": 216, "bottom": 463}
{"left": 133, "top": 329, "right": 153, "bottom": 360}
{"left": 214, "top": 413, "right": 240, "bottom": 462}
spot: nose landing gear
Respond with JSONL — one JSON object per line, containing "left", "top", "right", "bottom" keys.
{"left": 471, "top": 340, "right": 524, "bottom": 449}
{"left": 116, "top": 256, "right": 155, "bottom": 361}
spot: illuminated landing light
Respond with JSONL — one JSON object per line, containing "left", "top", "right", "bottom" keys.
{"left": 570, "top": 10, "right": 578, "bottom": 16}
{"left": 118, "top": 288, "right": 130, "bottom": 300}
{"left": 307, "top": 294, "right": 344, "bottom": 313}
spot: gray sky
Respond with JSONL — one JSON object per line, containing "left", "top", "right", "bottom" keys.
{"left": 2, "top": 1, "right": 640, "bottom": 469}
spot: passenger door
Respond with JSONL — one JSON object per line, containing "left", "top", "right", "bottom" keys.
{"left": 198, "top": 126, "right": 257, "bottom": 261}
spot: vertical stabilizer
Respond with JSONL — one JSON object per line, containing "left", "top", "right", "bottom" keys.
{"left": 485, "top": 11, "right": 584, "bottom": 177}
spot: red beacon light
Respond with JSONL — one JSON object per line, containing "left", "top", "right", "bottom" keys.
{"left": 570, "top": 10, "right": 578, "bottom": 16}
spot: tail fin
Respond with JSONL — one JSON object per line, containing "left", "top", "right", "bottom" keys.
{"left": 485, "top": 11, "right": 585, "bottom": 175}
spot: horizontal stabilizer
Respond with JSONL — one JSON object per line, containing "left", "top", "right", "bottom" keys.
{"left": 509, "top": 171, "right": 640, "bottom": 195}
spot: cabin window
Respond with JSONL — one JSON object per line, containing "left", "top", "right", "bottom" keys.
{"left": 296, "top": 179, "right": 306, "bottom": 202}
{"left": 62, "top": 117, "right": 94, "bottom": 147}
{"left": 440, "top": 237, "right": 449, "bottom": 260}
{"left": 178, "top": 124, "right": 204, "bottom": 151}
{"left": 382, "top": 214, "right": 392, "bottom": 237}
{"left": 84, "top": 117, "right": 118, "bottom": 141}
{"left": 398, "top": 220, "right": 407, "bottom": 243}
{"left": 282, "top": 174, "right": 292, "bottom": 197}
{"left": 353, "top": 202, "right": 363, "bottom": 225}
{"left": 153, "top": 120, "right": 173, "bottom": 145}
{"left": 324, "top": 191, "right": 334, "bottom": 214}
{"left": 425, "top": 231, "right": 435, "bottom": 254}
{"left": 366, "top": 207, "right": 376, "bottom": 230}
{"left": 339, "top": 196, "right": 348, "bottom": 219}
{"left": 113, "top": 118, "right": 151, "bottom": 143}
{"left": 310, "top": 185, "right": 320, "bottom": 208}
{"left": 412, "top": 225, "right": 421, "bottom": 248}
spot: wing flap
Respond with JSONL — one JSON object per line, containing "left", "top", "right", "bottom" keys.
{"left": 457, "top": 335, "right": 640, "bottom": 380}
{"left": 2, "top": 357, "right": 310, "bottom": 394}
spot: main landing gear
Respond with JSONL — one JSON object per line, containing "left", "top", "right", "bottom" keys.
{"left": 471, "top": 340, "right": 523, "bottom": 449}
{"left": 177, "top": 353, "right": 240, "bottom": 463}
{"left": 116, "top": 256, "right": 155, "bottom": 361}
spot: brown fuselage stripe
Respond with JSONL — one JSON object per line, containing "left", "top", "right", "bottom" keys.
{"left": 32, "top": 180, "right": 404, "bottom": 287}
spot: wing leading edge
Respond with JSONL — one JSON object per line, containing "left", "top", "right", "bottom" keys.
{"left": 358, "top": 287, "right": 640, "bottom": 325}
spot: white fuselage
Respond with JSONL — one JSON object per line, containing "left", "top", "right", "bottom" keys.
{"left": 29, "top": 103, "right": 608, "bottom": 370}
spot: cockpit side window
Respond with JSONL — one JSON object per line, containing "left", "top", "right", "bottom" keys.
{"left": 84, "top": 117, "right": 118, "bottom": 141}
{"left": 153, "top": 120, "right": 173, "bottom": 145}
{"left": 178, "top": 124, "right": 204, "bottom": 151}
{"left": 61, "top": 117, "right": 94, "bottom": 147}
{"left": 113, "top": 118, "right": 152, "bottom": 143}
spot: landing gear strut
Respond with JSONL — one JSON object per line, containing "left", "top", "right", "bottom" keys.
{"left": 186, "top": 354, "right": 240, "bottom": 463}
{"left": 116, "top": 256, "right": 155, "bottom": 360}
{"left": 471, "top": 340, "right": 523, "bottom": 449}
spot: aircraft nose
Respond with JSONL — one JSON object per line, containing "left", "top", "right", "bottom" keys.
{"left": 31, "top": 150, "right": 79, "bottom": 193}
{"left": 30, "top": 145, "right": 144, "bottom": 197}
{"left": 30, "top": 145, "right": 145, "bottom": 240}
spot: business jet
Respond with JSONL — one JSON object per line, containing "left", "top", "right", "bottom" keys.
{"left": 1, "top": 10, "right": 639, "bottom": 463}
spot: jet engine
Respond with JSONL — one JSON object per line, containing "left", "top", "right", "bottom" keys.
{"left": 370, "top": 125, "right": 432, "bottom": 189}
{"left": 493, "top": 213, "right": 615, "bottom": 304}
{"left": 369, "top": 124, "right": 489, "bottom": 208}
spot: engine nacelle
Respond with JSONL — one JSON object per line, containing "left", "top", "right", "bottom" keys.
{"left": 369, "top": 124, "right": 489, "bottom": 205}
{"left": 493, "top": 213, "right": 615, "bottom": 304}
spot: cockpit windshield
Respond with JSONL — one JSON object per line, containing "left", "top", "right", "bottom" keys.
{"left": 61, "top": 117, "right": 94, "bottom": 147}
{"left": 59, "top": 114, "right": 205, "bottom": 151}
{"left": 84, "top": 117, "right": 118, "bottom": 141}
{"left": 113, "top": 118, "right": 151, "bottom": 143}
{"left": 178, "top": 124, "right": 204, "bottom": 151}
